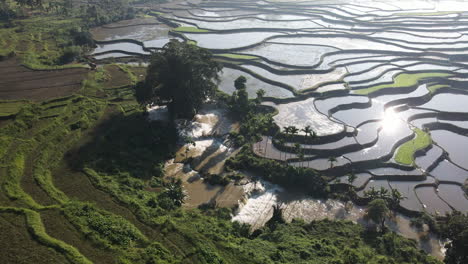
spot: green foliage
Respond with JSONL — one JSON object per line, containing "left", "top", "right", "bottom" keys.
{"left": 119, "top": 242, "right": 176, "bottom": 264}
{"left": 59, "top": 45, "right": 82, "bottom": 64}
{"left": 226, "top": 146, "right": 329, "bottom": 197}
{"left": 0, "top": 100, "right": 26, "bottom": 117}
{"left": 229, "top": 113, "right": 275, "bottom": 146}
{"left": 143, "top": 40, "right": 222, "bottom": 118}
{"left": 63, "top": 201, "right": 147, "bottom": 248}
{"left": 229, "top": 76, "right": 252, "bottom": 117}
{"left": 79, "top": 0, "right": 136, "bottom": 26}
{"left": 365, "top": 199, "right": 390, "bottom": 232}
{"left": 438, "top": 211, "right": 468, "bottom": 264}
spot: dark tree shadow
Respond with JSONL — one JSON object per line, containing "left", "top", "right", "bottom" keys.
{"left": 66, "top": 111, "right": 177, "bottom": 180}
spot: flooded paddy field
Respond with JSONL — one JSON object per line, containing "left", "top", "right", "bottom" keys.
{"left": 91, "top": 0, "right": 468, "bottom": 258}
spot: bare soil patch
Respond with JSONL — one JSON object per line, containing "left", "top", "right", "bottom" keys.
{"left": 0, "top": 58, "right": 88, "bottom": 101}
{"left": 102, "top": 64, "right": 132, "bottom": 88}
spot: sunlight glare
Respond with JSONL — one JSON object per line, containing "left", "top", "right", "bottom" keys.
{"left": 380, "top": 108, "right": 399, "bottom": 134}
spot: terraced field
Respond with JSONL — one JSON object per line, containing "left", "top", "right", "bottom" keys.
{"left": 93, "top": 0, "right": 468, "bottom": 217}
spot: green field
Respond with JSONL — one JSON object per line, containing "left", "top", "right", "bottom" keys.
{"left": 172, "top": 26, "right": 211, "bottom": 33}
{"left": 395, "top": 128, "right": 432, "bottom": 165}
{"left": 216, "top": 53, "right": 259, "bottom": 60}
{"left": 354, "top": 72, "right": 452, "bottom": 95}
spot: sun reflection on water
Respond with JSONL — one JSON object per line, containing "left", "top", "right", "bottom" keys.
{"left": 380, "top": 108, "right": 400, "bottom": 134}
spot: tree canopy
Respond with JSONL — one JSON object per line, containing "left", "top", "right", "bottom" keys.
{"left": 142, "top": 40, "right": 222, "bottom": 119}
{"left": 365, "top": 198, "right": 390, "bottom": 232}
{"left": 439, "top": 211, "right": 468, "bottom": 264}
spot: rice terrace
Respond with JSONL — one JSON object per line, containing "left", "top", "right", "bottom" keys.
{"left": 0, "top": 0, "right": 468, "bottom": 263}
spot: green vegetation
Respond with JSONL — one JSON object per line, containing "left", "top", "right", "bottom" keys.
{"left": 172, "top": 26, "right": 211, "bottom": 33}
{"left": 427, "top": 84, "right": 450, "bottom": 94}
{"left": 63, "top": 201, "right": 147, "bottom": 248}
{"left": 439, "top": 211, "right": 468, "bottom": 264}
{"left": 354, "top": 72, "right": 452, "bottom": 95}
{"left": 0, "top": 100, "right": 26, "bottom": 117}
{"left": 226, "top": 146, "right": 329, "bottom": 197}
{"left": 395, "top": 128, "right": 432, "bottom": 165}
{"left": 365, "top": 199, "right": 390, "bottom": 232}
{"left": 216, "top": 53, "right": 259, "bottom": 60}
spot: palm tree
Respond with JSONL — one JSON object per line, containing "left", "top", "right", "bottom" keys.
{"left": 328, "top": 156, "right": 337, "bottom": 169}
{"left": 364, "top": 187, "right": 380, "bottom": 200}
{"left": 302, "top": 125, "right": 312, "bottom": 143}
{"left": 290, "top": 126, "right": 299, "bottom": 137}
{"left": 379, "top": 187, "right": 391, "bottom": 200}
{"left": 283, "top": 126, "right": 291, "bottom": 138}
{"left": 389, "top": 189, "right": 406, "bottom": 210}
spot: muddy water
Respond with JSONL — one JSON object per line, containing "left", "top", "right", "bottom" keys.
{"left": 233, "top": 179, "right": 446, "bottom": 259}
{"left": 160, "top": 105, "right": 245, "bottom": 208}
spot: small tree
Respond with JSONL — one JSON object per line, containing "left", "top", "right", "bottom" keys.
{"left": 365, "top": 198, "right": 390, "bottom": 233}
{"left": 347, "top": 171, "right": 357, "bottom": 184}
{"left": 328, "top": 156, "right": 337, "bottom": 168}
{"left": 389, "top": 189, "right": 406, "bottom": 210}
{"left": 255, "top": 88, "right": 265, "bottom": 104}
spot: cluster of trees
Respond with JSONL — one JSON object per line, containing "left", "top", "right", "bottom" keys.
{"left": 0, "top": 0, "right": 137, "bottom": 26}
{"left": 226, "top": 146, "right": 329, "bottom": 197}
{"left": 81, "top": 0, "right": 136, "bottom": 26}
{"left": 439, "top": 211, "right": 468, "bottom": 264}
{"left": 227, "top": 75, "right": 265, "bottom": 118}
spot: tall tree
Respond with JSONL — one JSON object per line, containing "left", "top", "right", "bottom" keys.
{"left": 302, "top": 125, "right": 312, "bottom": 142}
{"left": 142, "top": 40, "right": 222, "bottom": 119}
{"left": 230, "top": 75, "right": 251, "bottom": 117}
{"left": 289, "top": 126, "right": 299, "bottom": 137}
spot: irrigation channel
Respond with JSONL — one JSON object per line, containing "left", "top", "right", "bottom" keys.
{"left": 91, "top": 0, "right": 468, "bottom": 259}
